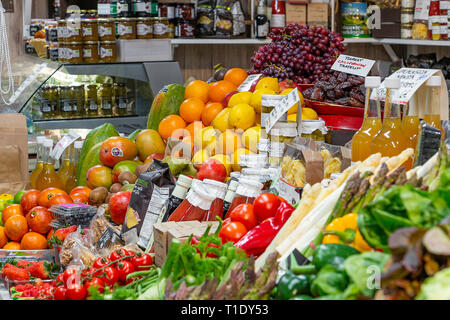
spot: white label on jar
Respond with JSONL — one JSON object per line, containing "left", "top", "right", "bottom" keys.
{"left": 82, "top": 27, "right": 93, "bottom": 37}
{"left": 257, "top": 23, "right": 269, "bottom": 37}
{"left": 98, "top": 3, "right": 111, "bottom": 15}
{"left": 62, "top": 99, "right": 72, "bottom": 112}
{"left": 137, "top": 23, "right": 152, "bottom": 35}
{"left": 83, "top": 48, "right": 92, "bottom": 58}
{"left": 118, "top": 98, "right": 127, "bottom": 109}
{"left": 153, "top": 23, "right": 168, "bottom": 35}
{"left": 102, "top": 101, "right": 112, "bottom": 110}
{"left": 135, "top": 2, "right": 147, "bottom": 12}
{"left": 401, "top": 13, "right": 414, "bottom": 23}
{"left": 118, "top": 3, "right": 129, "bottom": 13}
{"left": 118, "top": 24, "right": 133, "bottom": 35}
{"left": 57, "top": 26, "right": 66, "bottom": 38}
{"left": 89, "top": 99, "right": 98, "bottom": 111}
{"left": 100, "top": 47, "right": 113, "bottom": 58}
{"left": 167, "top": 7, "right": 175, "bottom": 19}
{"left": 99, "top": 26, "right": 113, "bottom": 37}
{"left": 66, "top": 27, "right": 80, "bottom": 38}
{"left": 71, "top": 49, "right": 80, "bottom": 59}
{"left": 271, "top": 14, "right": 285, "bottom": 28}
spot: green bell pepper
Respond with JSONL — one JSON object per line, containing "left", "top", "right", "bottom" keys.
{"left": 310, "top": 265, "right": 349, "bottom": 297}
{"left": 275, "top": 270, "right": 312, "bottom": 300}
{"left": 312, "top": 244, "right": 360, "bottom": 272}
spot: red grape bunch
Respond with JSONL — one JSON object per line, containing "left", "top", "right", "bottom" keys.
{"left": 249, "top": 24, "right": 346, "bottom": 84}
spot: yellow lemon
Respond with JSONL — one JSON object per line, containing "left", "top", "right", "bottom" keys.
{"left": 211, "top": 154, "right": 232, "bottom": 176}
{"left": 194, "top": 126, "right": 218, "bottom": 150}
{"left": 228, "top": 103, "right": 256, "bottom": 131}
{"left": 250, "top": 88, "right": 275, "bottom": 113}
{"left": 0, "top": 194, "right": 13, "bottom": 202}
{"left": 192, "top": 149, "right": 210, "bottom": 165}
{"left": 281, "top": 88, "right": 305, "bottom": 115}
{"left": 231, "top": 148, "right": 254, "bottom": 172}
{"left": 255, "top": 77, "right": 280, "bottom": 93}
{"left": 255, "top": 113, "right": 261, "bottom": 126}
{"left": 287, "top": 114, "right": 297, "bottom": 122}
{"left": 212, "top": 108, "right": 232, "bottom": 132}
{"left": 205, "top": 140, "right": 217, "bottom": 156}
{"left": 228, "top": 92, "right": 252, "bottom": 108}
{"left": 217, "top": 130, "right": 243, "bottom": 155}
{"left": 302, "top": 107, "right": 319, "bottom": 120}
{"left": 242, "top": 126, "right": 261, "bottom": 153}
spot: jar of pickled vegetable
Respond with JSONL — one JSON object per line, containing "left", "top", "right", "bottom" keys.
{"left": 269, "top": 141, "right": 285, "bottom": 167}
{"left": 152, "top": 17, "right": 169, "bottom": 38}
{"left": 57, "top": 20, "right": 67, "bottom": 41}
{"left": 117, "top": 18, "right": 136, "bottom": 39}
{"left": 301, "top": 120, "right": 328, "bottom": 142}
{"left": 98, "top": 18, "right": 117, "bottom": 40}
{"left": 66, "top": 42, "right": 83, "bottom": 64}
{"left": 83, "top": 41, "right": 100, "bottom": 63}
{"left": 87, "top": 84, "right": 99, "bottom": 117}
{"left": 60, "top": 86, "right": 73, "bottom": 118}
{"left": 81, "top": 18, "right": 99, "bottom": 41}
{"left": 40, "top": 86, "right": 53, "bottom": 119}
{"left": 99, "top": 41, "right": 117, "bottom": 62}
{"left": 115, "top": 83, "right": 128, "bottom": 116}
{"left": 100, "top": 83, "right": 113, "bottom": 116}
{"left": 65, "top": 19, "right": 82, "bottom": 42}
{"left": 268, "top": 122, "right": 298, "bottom": 143}
{"left": 72, "top": 85, "right": 85, "bottom": 117}
{"left": 48, "top": 85, "right": 59, "bottom": 117}
{"left": 261, "top": 94, "right": 287, "bottom": 128}
{"left": 136, "top": 17, "right": 153, "bottom": 39}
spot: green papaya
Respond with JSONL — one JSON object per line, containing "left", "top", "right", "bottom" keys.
{"left": 147, "top": 83, "right": 185, "bottom": 130}
{"left": 76, "top": 123, "right": 119, "bottom": 186}
{"left": 128, "top": 129, "right": 142, "bottom": 141}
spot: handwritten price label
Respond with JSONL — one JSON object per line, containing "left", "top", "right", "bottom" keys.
{"left": 265, "top": 88, "right": 300, "bottom": 132}
{"left": 238, "top": 74, "right": 262, "bottom": 92}
{"left": 331, "top": 54, "right": 376, "bottom": 77}
{"left": 50, "top": 131, "right": 81, "bottom": 160}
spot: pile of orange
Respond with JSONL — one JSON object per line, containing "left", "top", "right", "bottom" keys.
{"left": 0, "top": 187, "right": 92, "bottom": 250}
{"left": 159, "top": 68, "right": 248, "bottom": 157}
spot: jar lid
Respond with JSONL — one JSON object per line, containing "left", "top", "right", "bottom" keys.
{"left": 203, "top": 179, "right": 227, "bottom": 199}
{"left": 58, "top": 19, "right": 67, "bottom": 23}
{"left": 67, "top": 42, "right": 83, "bottom": 45}
{"left": 82, "top": 18, "right": 98, "bottom": 22}
{"left": 100, "top": 41, "right": 117, "bottom": 44}
{"left": 98, "top": 18, "right": 116, "bottom": 22}
{"left": 301, "top": 120, "right": 328, "bottom": 134}
{"left": 153, "top": 17, "right": 169, "bottom": 21}
{"left": 186, "top": 183, "right": 215, "bottom": 210}
{"left": 84, "top": 41, "right": 99, "bottom": 45}
{"left": 137, "top": 17, "right": 152, "bottom": 21}
{"left": 119, "top": 17, "right": 138, "bottom": 21}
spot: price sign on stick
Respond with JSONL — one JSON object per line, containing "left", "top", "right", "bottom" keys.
{"left": 331, "top": 54, "right": 376, "bottom": 77}
{"left": 265, "top": 88, "right": 300, "bottom": 132}
{"left": 238, "top": 74, "right": 262, "bottom": 92}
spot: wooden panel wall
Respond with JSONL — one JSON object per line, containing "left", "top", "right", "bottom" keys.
{"left": 6, "top": 0, "right": 23, "bottom": 61}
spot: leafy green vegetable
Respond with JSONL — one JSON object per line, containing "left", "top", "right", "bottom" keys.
{"left": 416, "top": 268, "right": 450, "bottom": 300}
{"left": 343, "top": 251, "right": 390, "bottom": 297}
{"left": 310, "top": 265, "right": 348, "bottom": 297}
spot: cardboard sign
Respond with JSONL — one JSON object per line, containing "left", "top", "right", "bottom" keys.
{"left": 331, "top": 54, "right": 376, "bottom": 77}
{"left": 50, "top": 131, "right": 81, "bottom": 160}
{"left": 265, "top": 88, "right": 300, "bottom": 132}
{"left": 238, "top": 74, "right": 262, "bottom": 92}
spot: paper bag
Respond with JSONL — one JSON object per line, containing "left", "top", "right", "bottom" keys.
{"left": 0, "top": 114, "right": 29, "bottom": 194}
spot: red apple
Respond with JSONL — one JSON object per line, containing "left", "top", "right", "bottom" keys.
{"left": 279, "top": 79, "right": 298, "bottom": 92}
{"left": 196, "top": 159, "right": 227, "bottom": 182}
{"left": 222, "top": 91, "right": 239, "bottom": 108}
{"left": 109, "top": 191, "right": 132, "bottom": 225}
{"left": 144, "top": 153, "right": 165, "bottom": 164}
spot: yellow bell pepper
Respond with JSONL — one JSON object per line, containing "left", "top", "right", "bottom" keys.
{"left": 0, "top": 194, "right": 13, "bottom": 202}
{"left": 322, "top": 213, "right": 372, "bottom": 252}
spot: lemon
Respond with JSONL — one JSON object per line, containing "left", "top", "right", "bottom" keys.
{"left": 228, "top": 103, "right": 256, "bottom": 131}
{"left": 250, "top": 88, "right": 275, "bottom": 113}
{"left": 211, "top": 154, "right": 232, "bottom": 176}
{"left": 242, "top": 126, "right": 261, "bottom": 153}
{"left": 217, "top": 130, "right": 243, "bottom": 155}
{"left": 228, "top": 92, "right": 252, "bottom": 108}
{"left": 255, "top": 113, "right": 261, "bottom": 126}
{"left": 192, "top": 149, "right": 210, "bottom": 165}
{"left": 194, "top": 126, "right": 217, "bottom": 150}
{"left": 281, "top": 88, "right": 305, "bottom": 115}
{"left": 287, "top": 108, "right": 319, "bottom": 122}
{"left": 287, "top": 114, "right": 297, "bottom": 122}
{"left": 231, "top": 148, "right": 253, "bottom": 171}
{"left": 255, "top": 77, "right": 280, "bottom": 93}
{"left": 212, "top": 108, "right": 232, "bottom": 132}
{"left": 0, "top": 194, "right": 14, "bottom": 202}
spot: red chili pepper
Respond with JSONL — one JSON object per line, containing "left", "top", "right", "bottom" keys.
{"left": 235, "top": 201, "right": 294, "bottom": 257}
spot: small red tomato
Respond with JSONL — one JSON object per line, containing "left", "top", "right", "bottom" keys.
{"left": 93, "top": 256, "right": 111, "bottom": 270}
{"left": 253, "top": 193, "right": 281, "bottom": 223}
{"left": 84, "top": 277, "right": 104, "bottom": 294}
{"left": 109, "top": 248, "right": 128, "bottom": 264}
{"left": 102, "top": 266, "right": 119, "bottom": 286}
{"left": 218, "top": 221, "right": 248, "bottom": 243}
{"left": 229, "top": 203, "right": 257, "bottom": 230}
{"left": 66, "top": 283, "right": 87, "bottom": 300}
{"left": 131, "top": 253, "right": 153, "bottom": 271}
{"left": 63, "top": 268, "right": 79, "bottom": 287}
{"left": 117, "top": 261, "right": 135, "bottom": 283}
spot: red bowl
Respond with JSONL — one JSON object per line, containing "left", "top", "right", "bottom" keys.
{"left": 305, "top": 99, "right": 365, "bottom": 117}
{"left": 320, "top": 115, "right": 364, "bottom": 131}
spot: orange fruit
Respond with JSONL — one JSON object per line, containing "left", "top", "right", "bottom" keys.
{"left": 99, "top": 136, "right": 138, "bottom": 168}
{"left": 179, "top": 98, "right": 205, "bottom": 123}
{"left": 70, "top": 192, "right": 89, "bottom": 204}
{"left": 4, "top": 215, "right": 28, "bottom": 242}
{"left": 224, "top": 68, "right": 248, "bottom": 87}
{"left": 2, "top": 204, "right": 24, "bottom": 224}
{"left": 48, "top": 193, "right": 73, "bottom": 207}
{"left": 185, "top": 80, "right": 210, "bottom": 103}
{"left": 182, "top": 135, "right": 194, "bottom": 155}
{"left": 20, "top": 232, "right": 48, "bottom": 250}
{"left": 38, "top": 188, "right": 67, "bottom": 208}
{"left": 69, "top": 186, "right": 92, "bottom": 199}
{"left": 185, "top": 121, "right": 204, "bottom": 140}
{"left": 202, "top": 102, "right": 224, "bottom": 126}
{"left": 26, "top": 206, "right": 53, "bottom": 234}
{"left": 3, "top": 242, "right": 21, "bottom": 250}
{"left": 158, "top": 115, "right": 187, "bottom": 141}
{"left": 209, "top": 80, "right": 238, "bottom": 103}
{"left": 0, "top": 226, "right": 8, "bottom": 248}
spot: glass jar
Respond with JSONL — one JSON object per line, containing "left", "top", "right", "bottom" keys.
{"left": 400, "top": 8, "right": 414, "bottom": 24}
{"left": 301, "top": 120, "right": 328, "bottom": 141}
{"left": 98, "top": 18, "right": 117, "bottom": 40}
{"left": 269, "top": 141, "right": 285, "bottom": 167}
{"left": 267, "top": 122, "right": 298, "bottom": 143}
{"left": 87, "top": 10, "right": 98, "bottom": 19}
{"left": 168, "top": 19, "right": 175, "bottom": 38}
{"left": 60, "top": 86, "right": 73, "bottom": 118}
{"left": 178, "top": 19, "right": 196, "bottom": 38}
{"left": 176, "top": 3, "right": 195, "bottom": 20}
{"left": 58, "top": 42, "right": 67, "bottom": 63}
{"left": 115, "top": 83, "right": 128, "bottom": 116}
{"left": 134, "top": 0, "right": 150, "bottom": 17}
{"left": 117, "top": 17, "right": 137, "bottom": 39}
{"left": 118, "top": 0, "right": 132, "bottom": 17}
{"left": 99, "top": 41, "right": 117, "bottom": 62}
{"left": 98, "top": 0, "right": 112, "bottom": 18}
{"left": 81, "top": 18, "right": 99, "bottom": 41}
{"left": 46, "top": 23, "right": 59, "bottom": 42}
{"left": 202, "top": 179, "right": 227, "bottom": 221}
{"left": 261, "top": 94, "right": 288, "bottom": 128}
{"left": 401, "top": 23, "right": 413, "bottom": 39}
{"left": 100, "top": 83, "right": 114, "bottom": 116}
{"left": 159, "top": 3, "right": 175, "bottom": 19}
{"left": 72, "top": 85, "right": 85, "bottom": 117}
{"left": 136, "top": 17, "right": 153, "bottom": 38}
{"left": 65, "top": 19, "right": 83, "bottom": 42}
{"left": 83, "top": 41, "right": 100, "bottom": 63}
{"left": 66, "top": 42, "right": 83, "bottom": 64}
{"left": 57, "top": 19, "right": 67, "bottom": 42}
{"left": 40, "top": 86, "right": 53, "bottom": 119}
{"left": 152, "top": 17, "right": 169, "bottom": 38}
{"left": 87, "top": 84, "right": 99, "bottom": 117}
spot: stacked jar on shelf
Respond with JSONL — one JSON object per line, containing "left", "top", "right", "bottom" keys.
{"left": 37, "top": 81, "right": 134, "bottom": 120}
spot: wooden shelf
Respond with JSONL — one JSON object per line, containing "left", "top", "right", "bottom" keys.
{"left": 378, "top": 38, "right": 450, "bottom": 46}
{"left": 171, "top": 38, "right": 271, "bottom": 45}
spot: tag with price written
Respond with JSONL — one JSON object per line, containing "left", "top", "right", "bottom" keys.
{"left": 238, "top": 74, "right": 262, "bottom": 92}
{"left": 331, "top": 54, "right": 375, "bottom": 77}
{"left": 265, "top": 88, "right": 300, "bottom": 132}
{"left": 50, "top": 131, "right": 81, "bottom": 160}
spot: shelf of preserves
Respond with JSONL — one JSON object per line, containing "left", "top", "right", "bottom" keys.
{"left": 378, "top": 38, "right": 450, "bottom": 46}
{"left": 32, "top": 116, "right": 148, "bottom": 132}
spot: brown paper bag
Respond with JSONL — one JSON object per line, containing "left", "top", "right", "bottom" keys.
{"left": 302, "top": 149, "right": 324, "bottom": 185}
{"left": 0, "top": 114, "right": 29, "bottom": 194}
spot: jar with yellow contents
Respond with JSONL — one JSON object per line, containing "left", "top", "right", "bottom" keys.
{"left": 117, "top": 18, "right": 137, "bottom": 39}
{"left": 87, "top": 84, "right": 99, "bottom": 117}
{"left": 81, "top": 18, "right": 99, "bottom": 41}
{"left": 115, "top": 83, "right": 128, "bottom": 116}
{"left": 72, "top": 85, "right": 85, "bottom": 117}
{"left": 99, "top": 41, "right": 117, "bottom": 63}
{"left": 100, "top": 83, "right": 114, "bottom": 116}
{"left": 98, "top": 18, "right": 117, "bottom": 41}
{"left": 83, "top": 41, "right": 100, "bottom": 63}
{"left": 301, "top": 120, "right": 328, "bottom": 142}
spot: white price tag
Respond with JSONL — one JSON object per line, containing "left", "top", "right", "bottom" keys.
{"left": 50, "top": 131, "right": 81, "bottom": 160}
{"left": 238, "top": 74, "right": 262, "bottom": 92}
{"left": 276, "top": 178, "right": 302, "bottom": 206}
{"left": 331, "top": 54, "right": 376, "bottom": 77}
{"left": 370, "top": 68, "right": 438, "bottom": 105}
{"left": 265, "top": 88, "right": 300, "bottom": 132}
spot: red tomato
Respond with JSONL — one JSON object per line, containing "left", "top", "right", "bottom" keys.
{"left": 218, "top": 221, "right": 248, "bottom": 243}
{"left": 66, "top": 283, "right": 87, "bottom": 300}
{"left": 229, "top": 203, "right": 257, "bottom": 230}
{"left": 53, "top": 286, "right": 66, "bottom": 300}
{"left": 117, "top": 261, "right": 135, "bottom": 283}
{"left": 20, "top": 190, "right": 40, "bottom": 214}
{"left": 63, "top": 268, "right": 79, "bottom": 287}
{"left": 102, "top": 266, "right": 119, "bottom": 286}
{"left": 253, "top": 193, "right": 281, "bottom": 223}
{"left": 109, "top": 248, "right": 129, "bottom": 264}
{"left": 131, "top": 253, "right": 153, "bottom": 271}
{"left": 93, "top": 256, "right": 111, "bottom": 270}
{"left": 84, "top": 277, "right": 104, "bottom": 294}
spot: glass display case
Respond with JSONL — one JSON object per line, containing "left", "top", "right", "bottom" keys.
{"left": 0, "top": 55, "right": 184, "bottom": 134}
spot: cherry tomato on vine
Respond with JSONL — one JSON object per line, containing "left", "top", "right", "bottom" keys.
{"left": 131, "top": 253, "right": 153, "bottom": 271}
{"left": 117, "top": 261, "right": 135, "bottom": 283}
{"left": 84, "top": 277, "right": 105, "bottom": 294}
{"left": 253, "top": 193, "right": 281, "bottom": 223}
{"left": 229, "top": 203, "right": 257, "bottom": 230}
{"left": 63, "top": 268, "right": 79, "bottom": 286}
{"left": 66, "top": 283, "right": 87, "bottom": 300}
{"left": 219, "top": 221, "right": 248, "bottom": 243}
{"left": 109, "top": 248, "right": 129, "bottom": 264}
{"left": 102, "top": 266, "right": 119, "bottom": 286}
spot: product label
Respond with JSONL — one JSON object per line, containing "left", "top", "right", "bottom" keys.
{"left": 266, "top": 88, "right": 300, "bottom": 132}
{"left": 66, "top": 26, "right": 81, "bottom": 38}
{"left": 62, "top": 99, "right": 72, "bottom": 112}
{"left": 118, "top": 3, "right": 129, "bottom": 13}
{"left": 82, "top": 26, "right": 93, "bottom": 36}
{"left": 100, "top": 47, "right": 113, "bottom": 58}
{"left": 135, "top": 2, "right": 147, "bottom": 12}
{"left": 238, "top": 74, "right": 262, "bottom": 92}
{"left": 137, "top": 23, "right": 152, "bottom": 35}
{"left": 277, "top": 178, "right": 302, "bottom": 206}
{"left": 153, "top": 23, "right": 168, "bottom": 35}
{"left": 118, "top": 24, "right": 133, "bottom": 35}
{"left": 102, "top": 100, "right": 112, "bottom": 110}
{"left": 83, "top": 48, "right": 92, "bottom": 58}
{"left": 99, "top": 26, "right": 113, "bottom": 37}
{"left": 414, "top": 0, "right": 431, "bottom": 20}
{"left": 271, "top": 14, "right": 286, "bottom": 28}
{"left": 118, "top": 97, "right": 128, "bottom": 109}
{"left": 257, "top": 22, "right": 269, "bottom": 37}
{"left": 41, "top": 100, "right": 52, "bottom": 113}
{"left": 88, "top": 99, "right": 98, "bottom": 111}
{"left": 331, "top": 54, "right": 376, "bottom": 77}
{"left": 98, "top": 3, "right": 111, "bottom": 15}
